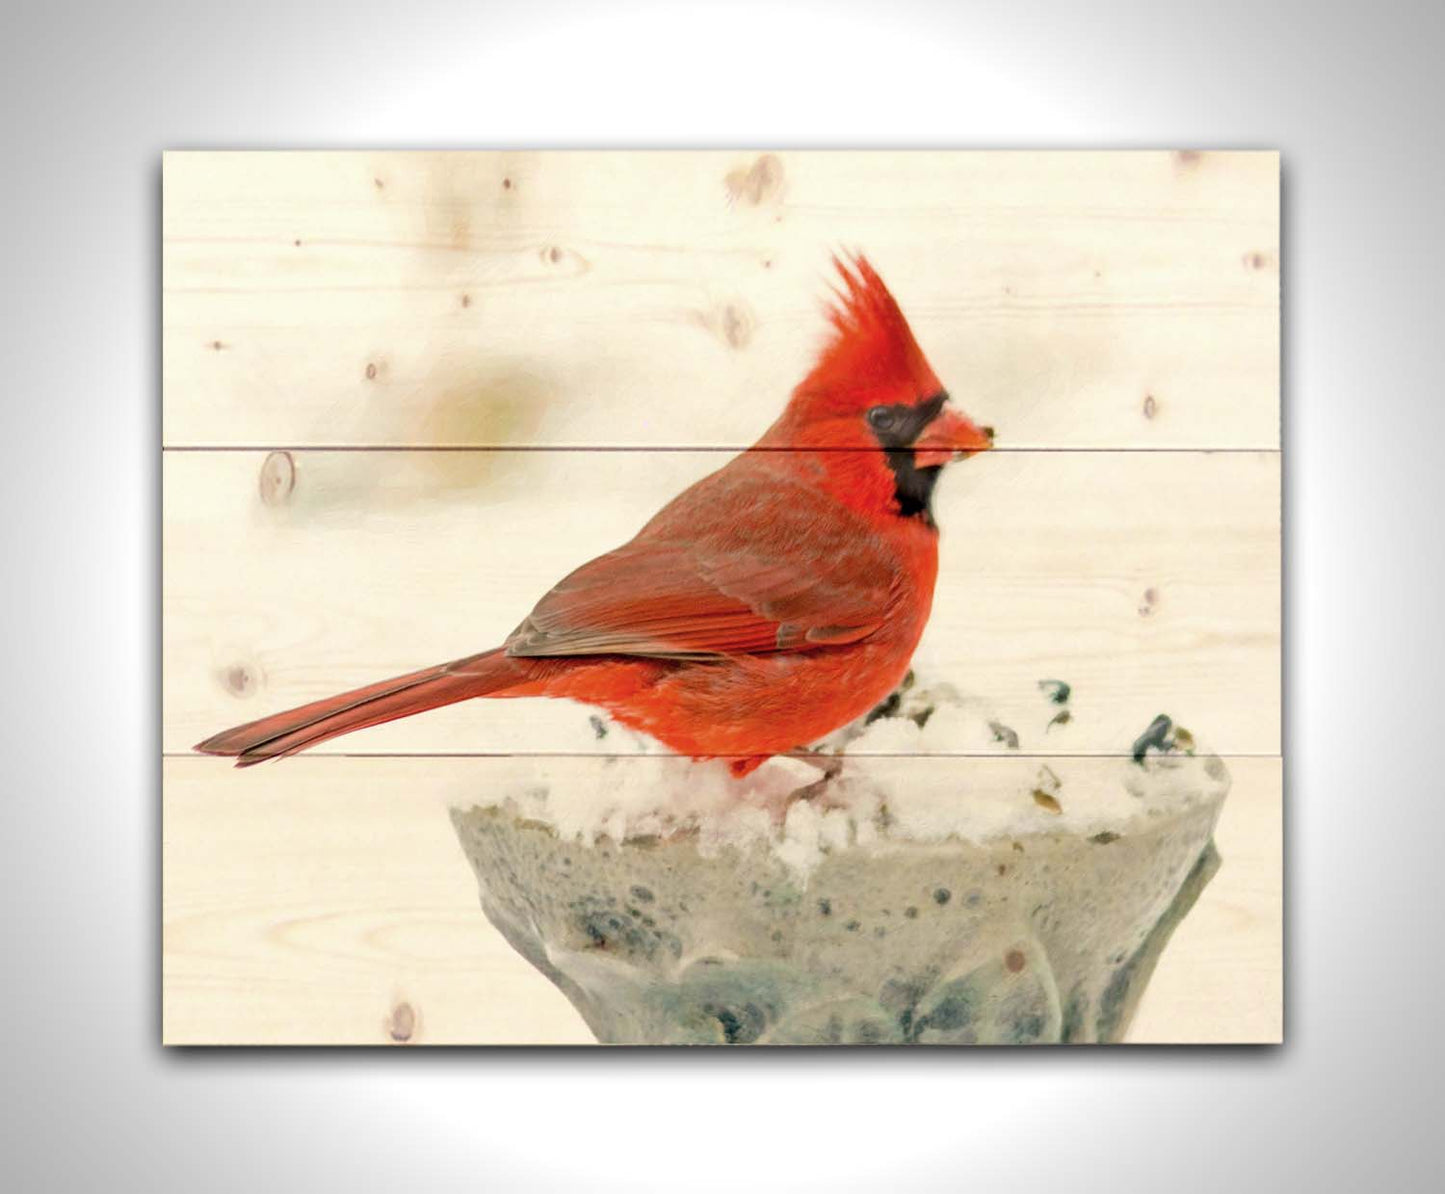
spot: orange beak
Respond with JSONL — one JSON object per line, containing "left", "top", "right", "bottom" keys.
{"left": 912, "top": 404, "right": 994, "bottom": 469}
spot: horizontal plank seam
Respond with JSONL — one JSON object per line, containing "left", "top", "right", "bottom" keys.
{"left": 161, "top": 444, "right": 1282, "bottom": 455}
{"left": 163, "top": 750, "right": 1282, "bottom": 761}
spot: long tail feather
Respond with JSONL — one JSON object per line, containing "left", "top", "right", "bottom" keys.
{"left": 193, "top": 648, "right": 521, "bottom": 767}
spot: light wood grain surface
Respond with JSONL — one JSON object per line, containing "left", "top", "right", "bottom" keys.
{"left": 163, "top": 151, "right": 1279, "bottom": 451}
{"left": 164, "top": 447, "right": 1279, "bottom": 758}
{"left": 161, "top": 150, "right": 1281, "bottom": 1044}
{"left": 162, "top": 756, "right": 1281, "bottom": 1045}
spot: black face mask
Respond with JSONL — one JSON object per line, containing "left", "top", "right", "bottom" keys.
{"left": 865, "top": 391, "right": 949, "bottom": 525}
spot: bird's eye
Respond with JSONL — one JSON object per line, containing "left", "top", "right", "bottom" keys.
{"left": 867, "top": 406, "right": 899, "bottom": 431}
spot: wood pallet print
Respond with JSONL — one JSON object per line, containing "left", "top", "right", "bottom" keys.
{"left": 162, "top": 151, "right": 1281, "bottom": 1045}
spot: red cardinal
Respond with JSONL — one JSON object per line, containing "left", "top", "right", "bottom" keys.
{"left": 196, "top": 255, "right": 992, "bottom": 775}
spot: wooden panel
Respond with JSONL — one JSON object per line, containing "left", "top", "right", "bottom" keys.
{"left": 161, "top": 755, "right": 1281, "bottom": 1046}
{"left": 1130, "top": 754, "right": 1283, "bottom": 1044}
{"left": 163, "top": 151, "right": 1279, "bottom": 450}
{"left": 163, "top": 448, "right": 1280, "bottom": 758}
{"left": 161, "top": 151, "right": 1280, "bottom": 1047}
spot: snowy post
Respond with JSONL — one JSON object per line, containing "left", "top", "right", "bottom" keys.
{"left": 450, "top": 676, "right": 1228, "bottom": 1045}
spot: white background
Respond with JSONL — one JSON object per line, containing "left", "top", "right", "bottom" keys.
{"left": 2, "top": 0, "right": 1438, "bottom": 1189}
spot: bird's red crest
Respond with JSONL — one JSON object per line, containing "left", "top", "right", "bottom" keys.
{"left": 793, "top": 254, "right": 942, "bottom": 414}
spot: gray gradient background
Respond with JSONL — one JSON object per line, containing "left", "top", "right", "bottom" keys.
{"left": 2, "top": 0, "right": 1436, "bottom": 1189}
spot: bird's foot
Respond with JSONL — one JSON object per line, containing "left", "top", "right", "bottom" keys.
{"left": 784, "top": 749, "right": 844, "bottom": 781}
{"left": 779, "top": 749, "right": 846, "bottom": 811}
{"left": 729, "top": 750, "right": 842, "bottom": 781}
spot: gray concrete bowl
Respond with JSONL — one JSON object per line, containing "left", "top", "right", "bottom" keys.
{"left": 450, "top": 744, "right": 1228, "bottom": 1045}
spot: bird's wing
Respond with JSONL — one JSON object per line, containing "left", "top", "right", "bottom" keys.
{"left": 505, "top": 463, "right": 900, "bottom": 660}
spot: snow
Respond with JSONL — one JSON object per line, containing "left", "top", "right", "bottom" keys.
{"left": 476, "top": 671, "right": 1230, "bottom": 878}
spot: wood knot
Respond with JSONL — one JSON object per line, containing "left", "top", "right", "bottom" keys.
{"left": 373, "top": 177, "right": 385, "bottom": 190}
{"left": 1173, "top": 149, "right": 1203, "bottom": 168}
{"left": 220, "top": 662, "right": 260, "bottom": 698}
{"left": 209, "top": 339, "right": 225, "bottom": 352}
{"left": 1243, "top": 249, "right": 1277, "bottom": 272}
{"left": 364, "top": 361, "right": 379, "bottom": 381}
{"left": 460, "top": 293, "right": 471, "bottom": 308}
{"left": 725, "top": 153, "right": 785, "bottom": 206}
{"left": 1005, "top": 948, "right": 1026, "bottom": 973}
{"left": 1142, "top": 393, "right": 1158, "bottom": 420}
{"left": 1138, "top": 586, "right": 1159, "bottom": 617}
{"left": 258, "top": 450, "right": 295, "bottom": 506}
{"left": 386, "top": 1001, "right": 417, "bottom": 1044}
{"left": 693, "top": 300, "right": 755, "bottom": 351}
{"left": 535, "top": 245, "right": 589, "bottom": 276}
{"left": 501, "top": 176, "right": 514, "bottom": 191}
{"left": 717, "top": 301, "right": 753, "bottom": 350}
